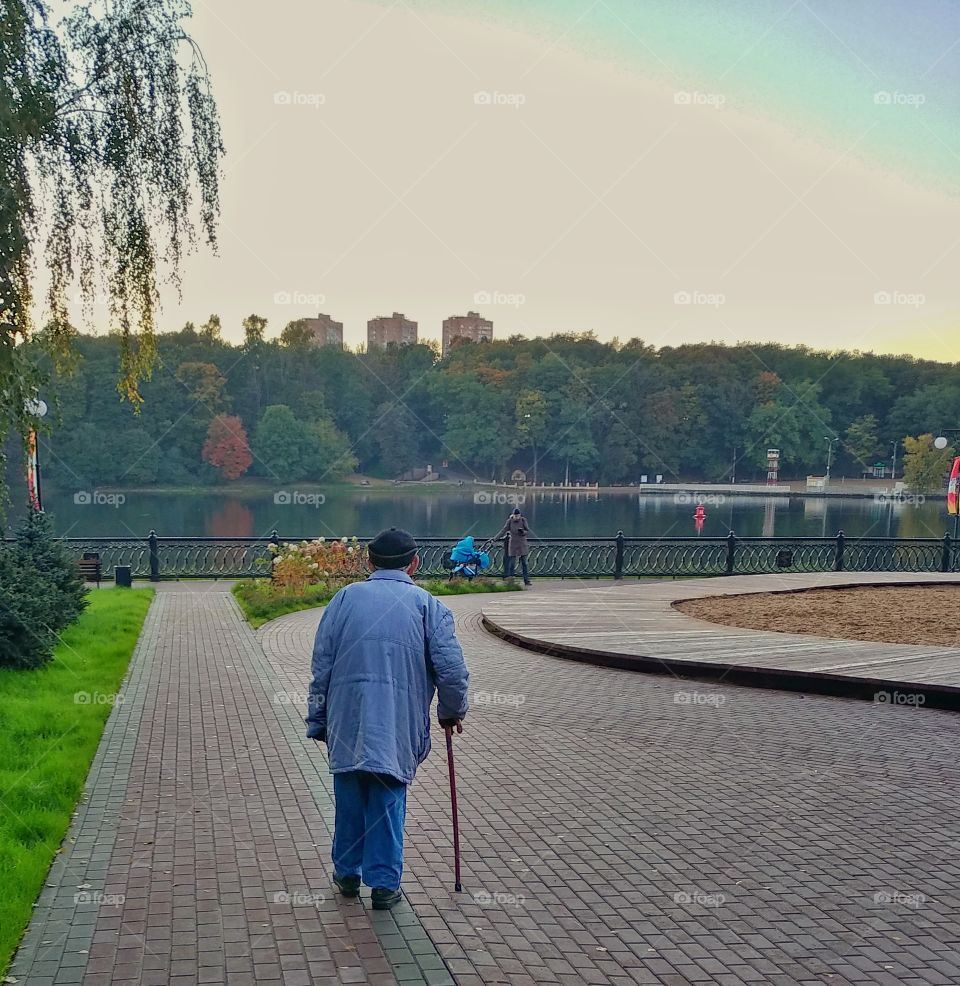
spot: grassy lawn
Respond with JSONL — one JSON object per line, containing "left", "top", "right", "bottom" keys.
{"left": 233, "top": 576, "right": 522, "bottom": 628}
{"left": 0, "top": 588, "right": 153, "bottom": 973}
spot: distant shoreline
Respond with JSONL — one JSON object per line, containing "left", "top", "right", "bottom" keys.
{"left": 41, "top": 476, "right": 914, "bottom": 502}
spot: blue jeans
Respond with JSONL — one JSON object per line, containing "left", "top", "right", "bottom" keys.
{"left": 505, "top": 555, "right": 530, "bottom": 582}
{"left": 332, "top": 770, "right": 407, "bottom": 890}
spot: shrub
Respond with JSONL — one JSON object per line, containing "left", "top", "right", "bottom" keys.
{"left": 0, "top": 512, "right": 89, "bottom": 670}
{"left": 0, "top": 550, "right": 63, "bottom": 670}
{"left": 13, "top": 511, "right": 87, "bottom": 630}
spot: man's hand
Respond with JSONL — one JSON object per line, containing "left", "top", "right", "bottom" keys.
{"left": 439, "top": 717, "right": 463, "bottom": 734}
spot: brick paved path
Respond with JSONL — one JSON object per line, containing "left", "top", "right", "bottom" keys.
{"left": 262, "top": 590, "right": 960, "bottom": 986}
{"left": 12, "top": 582, "right": 960, "bottom": 985}
{"left": 11, "top": 587, "right": 450, "bottom": 986}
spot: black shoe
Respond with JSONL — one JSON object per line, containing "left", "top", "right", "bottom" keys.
{"left": 523, "top": 580, "right": 532, "bottom": 586}
{"left": 333, "top": 873, "right": 360, "bottom": 898}
{"left": 371, "top": 887, "right": 402, "bottom": 910}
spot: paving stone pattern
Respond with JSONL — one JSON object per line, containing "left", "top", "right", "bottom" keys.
{"left": 262, "top": 587, "right": 960, "bottom": 986}
{"left": 12, "top": 580, "right": 960, "bottom": 986}
{"left": 12, "top": 587, "right": 449, "bottom": 986}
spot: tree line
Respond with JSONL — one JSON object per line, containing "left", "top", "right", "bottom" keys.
{"left": 23, "top": 323, "right": 960, "bottom": 489}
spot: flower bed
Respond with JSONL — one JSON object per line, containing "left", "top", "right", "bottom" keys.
{"left": 269, "top": 536, "right": 367, "bottom": 592}
{"left": 235, "top": 539, "right": 521, "bottom": 628}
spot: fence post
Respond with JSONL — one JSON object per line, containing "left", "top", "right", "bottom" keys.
{"left": 725, "top": 530, "right": 736, "bottom": 575}
{"left": 267, "top": 530, "right": 281, "bottom": 583}
{"left": 834, "top": 530, "right": 845, "bottom": 572}
{"left": 942, "top": 532, "right": 951, "bottom": 573}
{"left": 148, "top": 530, "right": 160, "bottom": 582}
{"left": 614, "top": 530, "right": 624, "bottom": 579}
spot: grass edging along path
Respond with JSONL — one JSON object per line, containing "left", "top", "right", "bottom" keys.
{"left": 233, "top": 576, "right": 522, "bottom": 628}
{"left": 0, "top": 587, "right": 153, "bottom": 974}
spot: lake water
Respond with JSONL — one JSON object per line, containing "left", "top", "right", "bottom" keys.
{"left": 32, "top": 487, "right": 953, "bottom": 541}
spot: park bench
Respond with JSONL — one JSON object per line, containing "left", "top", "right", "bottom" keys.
{"left": 78, "top": 552, "right": 102, "bottom": 587}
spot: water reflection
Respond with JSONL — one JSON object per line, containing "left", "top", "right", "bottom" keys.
{"left": 35, "top": 487, "right": 952, "bottom": 540}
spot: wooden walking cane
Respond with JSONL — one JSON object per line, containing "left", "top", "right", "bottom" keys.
{"left": 444, "top": 725, "right": 463, "bottom": 892}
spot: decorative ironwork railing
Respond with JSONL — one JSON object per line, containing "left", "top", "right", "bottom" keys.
{"left": 4, "top": 530, "right": 960, "bottom": 580}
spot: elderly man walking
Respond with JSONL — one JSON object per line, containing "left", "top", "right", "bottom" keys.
{"left": 305, "top": 528, "right": 470, "bottom": 909}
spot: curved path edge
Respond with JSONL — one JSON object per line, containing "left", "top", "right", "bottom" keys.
{"left": 481, "top": 573, "right": 960, "bottom": 712}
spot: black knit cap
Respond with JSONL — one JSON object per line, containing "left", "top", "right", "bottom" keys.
{"left": 368, "top": 527, "right": 418, "bottom": 569}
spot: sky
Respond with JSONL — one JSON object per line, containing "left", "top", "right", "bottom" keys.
{"left": 69, "top": 0, "right": 960, "bottom": 358}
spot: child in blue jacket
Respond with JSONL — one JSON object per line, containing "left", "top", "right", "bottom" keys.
{"left": 306, "top": 528, "right": 470, "bottom": 909}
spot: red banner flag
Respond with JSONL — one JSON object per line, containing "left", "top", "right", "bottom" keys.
{"left": 948, "top": 456, "right": 960, "bottom": 516}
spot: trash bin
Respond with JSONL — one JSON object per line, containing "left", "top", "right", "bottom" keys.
{"left": 115, "top": 565, "right": 133, "bottom": 588}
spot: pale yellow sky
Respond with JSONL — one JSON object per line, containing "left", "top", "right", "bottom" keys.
{"left": 68, "top": 0, "right": 960, "bottom": 359}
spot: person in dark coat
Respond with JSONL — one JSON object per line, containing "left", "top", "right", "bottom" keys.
{"left": 306, "top": 528, "right": 470, "bottom": 909}
{"left": 494, "top": 507, "right": 532, "bottom": 585}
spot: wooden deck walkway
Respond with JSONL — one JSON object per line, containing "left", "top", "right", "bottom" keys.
{"left": 482, "top": 573, "right": 960, "bottom": 709}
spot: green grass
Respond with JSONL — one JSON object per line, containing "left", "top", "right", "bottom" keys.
{"left": 0, "top": 588, "right": 153, "bottom": 973}
{"left": 233, "top": 576, "right": 522, "bottom": 628}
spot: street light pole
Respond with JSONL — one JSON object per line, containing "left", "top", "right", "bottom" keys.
{"left": 824, "top": 436, "right": 838, "bottom": 483}
{"left": 24, "top": 398, "right": 48, "bottom": 512}
{"left": 934, "top": 431, "right": 960, "bottom": 540}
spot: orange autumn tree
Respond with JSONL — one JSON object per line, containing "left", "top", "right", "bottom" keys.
{"left": 202, "top": 415, "right": 253, "bottom": 480}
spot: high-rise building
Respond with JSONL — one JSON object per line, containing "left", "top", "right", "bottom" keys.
{"left": 367, "top": 312, "right": 418, "bottom": 347}
{"left": 442, "top": 311, "right": 493, "bottom": 355}
{"left": 302, "top": 313, "right": 343, "bottom": 347}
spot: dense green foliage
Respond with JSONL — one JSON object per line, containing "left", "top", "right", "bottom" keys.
{"left": 30, "top": 329, "right": 960, "bottom": 487}
{"left": 0, "top": 588, "right": 152, "bottom": 971}
{"left": 0, "top": 511, "right": 88, "bottom": 668}
{"left": 232, "top": 576, "right": 521, "bottom": 628}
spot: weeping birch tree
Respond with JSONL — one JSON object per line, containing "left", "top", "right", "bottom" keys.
{"left": 0, "top": 0, "right": 224, "bottom": 489}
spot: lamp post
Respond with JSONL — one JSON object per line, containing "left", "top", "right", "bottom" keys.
{"left": 523, "top": 412, "right": 538, "bottom": 487}
{"left": 934, "top": 431, "right": 960, "bottom": 540}
{"left": 824, "top": 436, "right": 839, "bottom": 483}
{"left": 24, "top": 398, "right": 48, "bottom": 512}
